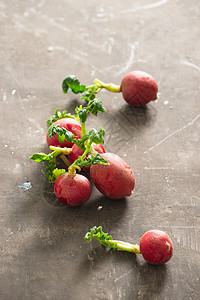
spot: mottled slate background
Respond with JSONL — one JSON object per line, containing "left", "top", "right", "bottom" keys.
{"left": 1, "top": 0, "right": 200, "bottom": 299}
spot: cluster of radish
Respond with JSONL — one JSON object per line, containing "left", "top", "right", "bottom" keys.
{"left": 31, "top": 70, "right": 173, "bottom": 265}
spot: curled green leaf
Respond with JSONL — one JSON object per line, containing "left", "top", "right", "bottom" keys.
{"left": 89, "top": 127, "right": 105, "bottom": 145}
{"left": 48, "top": 168, "right": 67, "bottom": 183}
{"left": 85, "top": 226, "right": 115, "bottom": 248}
{"left": 62, "top": 75, "right": 86, "bottom": 94}
{"left": 48, "top": 125, "right": 75, "bottom": 143}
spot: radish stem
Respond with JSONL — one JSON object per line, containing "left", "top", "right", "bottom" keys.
{"left": 60, "top": 154, "right": 71, "bottom": 167}
{"left": 85, "top": 226, "right": 141, "bottom": 254}
{"left": 111, "top": 240, "right": 141, "bottom": 254}
{"left": 94, "top": 79, "right": 121, "bottom": 93}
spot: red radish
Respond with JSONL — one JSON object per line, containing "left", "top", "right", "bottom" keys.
{"left": 69, "top": 144, "right": 105, "bottom": 165}
{"left": 90, "top": 153, "right": 135, "bottom": 199}
{"left": 54, "top": 173, "right": 92, "bottom": 206}
{"left": 85, "top": 226, "right": 173, "bottom": 265}
{"left": 47, "top": 118, "right": 82, "bottom": 148}
{"left": 140, "top": 230, "right": 173, "bottom": 265}
{"left": 120, "top": 71, "right": 158, "bottom": 106}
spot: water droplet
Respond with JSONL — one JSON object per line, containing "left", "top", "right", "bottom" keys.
{"left": 12, "top": 89, "right": 16, "bottom": 95}
{"left": 164, "top": 100, "right": 169, "bottom": 105}
{"left": 18, "top": 181, "right": 32, "bottom": 191}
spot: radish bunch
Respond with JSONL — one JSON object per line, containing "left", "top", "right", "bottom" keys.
{"left": 30, "top": 80, "right": 136, "bottom": 206}
{"left": 30, "top": 71, "right": 174, "bottom": 265}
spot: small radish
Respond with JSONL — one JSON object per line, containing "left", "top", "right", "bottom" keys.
{"left": 63, "top": 72, "right": 158, "bottom": 107}
{"left": 120, "top": 71, "right": 158, "bottom": 106}
{"left": 140, "top": 230, "right": 173, "bottom": 265}
{"left": 85, "top": 226, "right": 173, "bottom": 265}
{"left": 90, "top": 153, "right": 135, "bottom": 199}
{"left": 54, "top": 173, "right": 92, "bottom": 206}
{"left": 47, "top": 118, "right": 82, "bottom": 148}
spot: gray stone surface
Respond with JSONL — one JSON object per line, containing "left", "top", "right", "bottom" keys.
{"left": 1, "top": 0, "right": 200, "bottom": 299}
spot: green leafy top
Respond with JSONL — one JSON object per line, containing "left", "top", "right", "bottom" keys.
{"left": 62, "top": 75, "right": 86, "bottom": 94}
{"left": 48, "top": 125, "right": 105, "bottom": 148}
{"left": 85, "top": 226, "right": 141, "bottom": 254}
{"left": 30, "top": 151, "right": 63, "bottom": 183}
{"left": 47, "top": 108, "right": 77, "bottom": 127}
{"left": 74, "top": 154, "right": 109, "bottom": 169}
{"left": 48, "top": 168, "right": 67, "bottom": 182}
{"left": 85, "top": 226, "right": 116, "bottom": 248}
{"left": 76, "top": 98, "right": 106, "bottom": 124}
{"left": 31, "top": 74, "right": 109, "bottom": 182}
{"left": 62, "top": 75, "right": 106, "bottom": 123}
{"left": 48, "top": 124, "right": 75, "bottom": 144}
{"left": 31, "top": 125, "right": 109, "bottom": 180}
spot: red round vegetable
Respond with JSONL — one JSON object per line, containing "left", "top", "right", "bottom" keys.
{"left": 47, "top": 118, "right": 82, "bottom": 148}
{"left": 54, "top": 173, "right": 92, "bottom": 206}
{"left": 140, "top": 230, "right": 173, "bottom": 265}
{"left": 120, "top": 71, "right": 158, "bottom": 106}
{"left": 90, "top": 152, "right": 135, "bottom": 199}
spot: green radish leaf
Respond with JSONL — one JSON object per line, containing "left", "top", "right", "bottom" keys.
{"left": 48, "top": 125, "right": 75, "bottom": 143}
{"left": 47, "top": 108, "right": 76, "bottom": 127}
{"left": 74, "top": 137, "right": 87, "bottom": 151}
{"left": 48, "top": 168, "right": 67, "bottom": 183}
{"left": 78, "top": 107, "right": 88, "bottom": 123}
{"left": 89, "top": 127, "right": 105, "bottom": 145}
{"left": 30, "top": 152, "right": 54, "bottom": 162}
{"left": 82, "top": 87, "right": 98, "bottom": 102}
{"left": 87, "top": 153, "right": 109, "bottom": 165}
{"left": 85, "top": 226, "right": 115, "bottom": 248}
{"left": 74, "top": 153, "right": 109, "bottom": 168}
{"left": 31, "top": 151, "right": 61, "bottom": 183}
{"left": 62, "top": 75, "right": 86, "bottom": 94}
{"left": 87, "top": 98, "right": 106, "bottom": 116}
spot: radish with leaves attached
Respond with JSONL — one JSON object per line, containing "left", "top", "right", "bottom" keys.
{"left": 85, "top": 226, "right": 173, "bottom": 265}
{"left": 30, "top": 101, "right": 109, "bottom": 205}
{"left": 46, "top": 118, "right": 82, "bottom": 148}
{"left": 62, "top": 71, "right": 158, "bottom": 107}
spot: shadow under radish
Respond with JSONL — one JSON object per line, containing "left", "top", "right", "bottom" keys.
{"left": 73, "top": 240, "right": 168, "bottom": 299}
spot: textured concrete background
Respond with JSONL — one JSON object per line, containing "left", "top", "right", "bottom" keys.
{"left": 1, "top": 0, "right": 200, "bottom": 299}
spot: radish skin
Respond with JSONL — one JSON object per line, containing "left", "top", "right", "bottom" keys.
{"left": 54, "top": 173, "right": 92, "bottom": 206}
{"left": 140, "top": 230, "right": 173, "bottom": 265}
{"left": 90, "top": 153, "right": 135, "bottom": 199}
{"left": 120, "top": 71, "right": 158, "bottom": 106}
